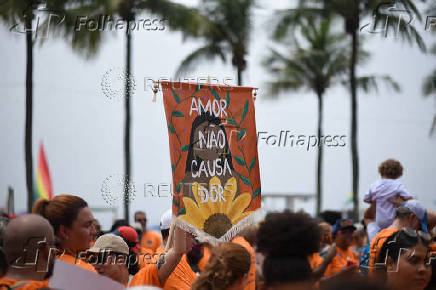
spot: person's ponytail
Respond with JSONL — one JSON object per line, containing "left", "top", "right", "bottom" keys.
{"left": 31, "top": 194, "right": 87, "bottom": 235}
{"left": 192, "top": 242, "right": 250, "bottom": 290}
{"left": 32, "top": 198, "right": 50, "bottom": 218}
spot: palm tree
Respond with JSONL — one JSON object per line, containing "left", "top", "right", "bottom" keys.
{"left": 423, "top": 44, "right": 436, "bottom": 136}
{"left": 114, "top": 0, "right": 209, "bottom": 222}
{"left": 55, "top": 0, "right": 206, "bottom": 222}
{"left": 424, "top": 3, "right": 436, "bottom": 136}
{"left": 266, "top": 15, "right": 400, "bottom": 217}
{"left": 175, "top": 0, "right": 256, "bottom": 86}
{"left": 0, "top": 0, "right": 116, "bottom": 212}
{"left": 264, "top": 17, "right": 350, "bottom": 216}
{"left": 1, "top": 0, "right": 204, "bottom": 215}
{"left": 0, "top": 0, "right": 43, "bottom": 212}
{"left": 272, "top": 0, "right": 426, "bottom": 220}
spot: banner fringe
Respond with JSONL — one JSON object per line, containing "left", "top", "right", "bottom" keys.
{"left": 172, "top": 211, "right": 257, "bottom": 246}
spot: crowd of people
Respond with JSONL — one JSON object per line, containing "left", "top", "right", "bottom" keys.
{"left": 0, "top": 158, "right": 435, "bottom": 289}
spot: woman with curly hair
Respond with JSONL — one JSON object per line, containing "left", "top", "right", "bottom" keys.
{"left": 364, "top": 158, "right": 414, "bottom": 240}
{"left": 256, "top": 211, "right": 328, "bottom": 289}
{"left": 191, "top": 242, "right": 251, "bottom": 290}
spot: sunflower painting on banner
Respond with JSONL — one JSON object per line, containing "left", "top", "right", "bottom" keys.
{"left": 161, "top": 81, "right": 261, "bottom": 243}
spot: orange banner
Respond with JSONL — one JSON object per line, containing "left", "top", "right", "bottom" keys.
{"left": 161, "top": 81, "right": 261, "bottom": 242}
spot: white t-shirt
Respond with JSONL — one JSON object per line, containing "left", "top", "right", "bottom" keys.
{"left": 364, "top": 179, "right": 413, "bottom": 230}
{"left": 366, "top": 221, "right": 380, "bottom": 242}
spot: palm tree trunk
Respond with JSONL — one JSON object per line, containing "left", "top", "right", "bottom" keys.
{"left": 124, "top": 24, "right": 132, "bottom": 223}
{"left": 237, "top": 66, "right": 242, "bottom": 86}
{"left": 25, "top": 13, "right": 34, "bottom": 212}
{"left": 316, "top": 92, "right": 323, "bottom": 217}
{"left": 350, "top": 22, "right": 359, "bottom": 222}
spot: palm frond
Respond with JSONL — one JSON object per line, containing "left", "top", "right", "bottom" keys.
{"left": 136, "top": 0, "right": 212, "bottom": 39}
{"left": 351, "top": 75, "right": 401, "bottom": 94}
{"left": 272, "top": 7, "right": 324, "bottom": 40}
{"left": 422, "top": 70, "right": 436, "bottom": 96}
{"left": 265, "top": 17, "right": 351, "bottom": 98}
{"left": 175, "top": 44, "right": 226, "bottom": 77}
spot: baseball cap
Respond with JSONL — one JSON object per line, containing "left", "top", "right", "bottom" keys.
{"left": 402, "top": 200, "right": 428, "bottom": 232}
{"left": 88, "top": 234, "right": 129, "bottom": 255}
{"left": 112, "top": 226, "right": 141, "bottom": 254}
{"left": 332, "top": 219, "right": 356, "bottom": 235}
{"left": 160, "top": 209, "right": 172, "bottom": 231}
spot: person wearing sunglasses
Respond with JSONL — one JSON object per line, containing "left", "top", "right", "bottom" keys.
{"left": 134, "top": 211, "right": 162, "bottom": 254}
{"left": 367, "top": 200, "right": 430, "bottom": 274}
{"left": 0, "top": 214, "right": 55, "bottom": 289}
{"left": 376, "top": 228, "right": 432, "bottom": 290}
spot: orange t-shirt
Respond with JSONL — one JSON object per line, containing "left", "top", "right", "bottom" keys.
{"left": 140, "top": 230, "right": 162, "bottom": 253}
{"left": 308, "top": 253, "right": 324, "bottom": 270}
{"left": 198, "top": 246, "right": 210, "bottom": 272}
{"left": 0, "top": 277, "right": 49, "bottom": 289}
{"left": 130, "top": 264, "right": 161, "bottom": 287}
{"left": 139, "top": 247, "right": 166, "bottom": 269}
{"left": 429, "top": 242, "right": 436, "bottom": 259}
{"left": 323, "top": 247, "right": 358, "bottom": 277}
{"left": 57, "top": 253, "right": 97, "bottom": 273}
{"left": 133, "top": 246, "right": 209, "bottom": 289}
{"left": 369, "top": 228, "right": 398, "bottom": 267}
{"left": 163, "top": 254, "right": 197, "bottom": 290}
{"left": 164, "top": 248, "right": 210, "bottom": 290}
{"left": 232, "top": 236, "right": 256, "bottom": 290}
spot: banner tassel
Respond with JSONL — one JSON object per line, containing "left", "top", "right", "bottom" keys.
{"left": 252, "top": 89, "right": 258, "bottom": 101}
{"left": 152, "top": 81, "right": 159, "bottom": 102}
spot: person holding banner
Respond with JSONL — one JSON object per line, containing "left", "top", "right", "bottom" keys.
{"left": 32, "top": 194, "right": 97, "bottom": 273}
{"left": 130, "top": 223, "right": 195, "bottom": 288}
{"left": 161, "top": 82, "right": 261, "bottom": 244}
{"left": 162, "top": 241, "right": 211, "bottom": 290}
{"left": 0, "top": 214, "right": 54, "bottom": 289}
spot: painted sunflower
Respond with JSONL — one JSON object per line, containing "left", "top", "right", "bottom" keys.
{"left": 179, "top": 176, "right": 252, "bottom": 238}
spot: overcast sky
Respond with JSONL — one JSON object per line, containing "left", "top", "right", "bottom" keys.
{"left": 1, "top": 0, "right": 435, "bottom": 229}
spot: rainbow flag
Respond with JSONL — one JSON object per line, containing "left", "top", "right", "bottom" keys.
{"left": 34, "top": 143, "right": 53, "bottom": 202}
